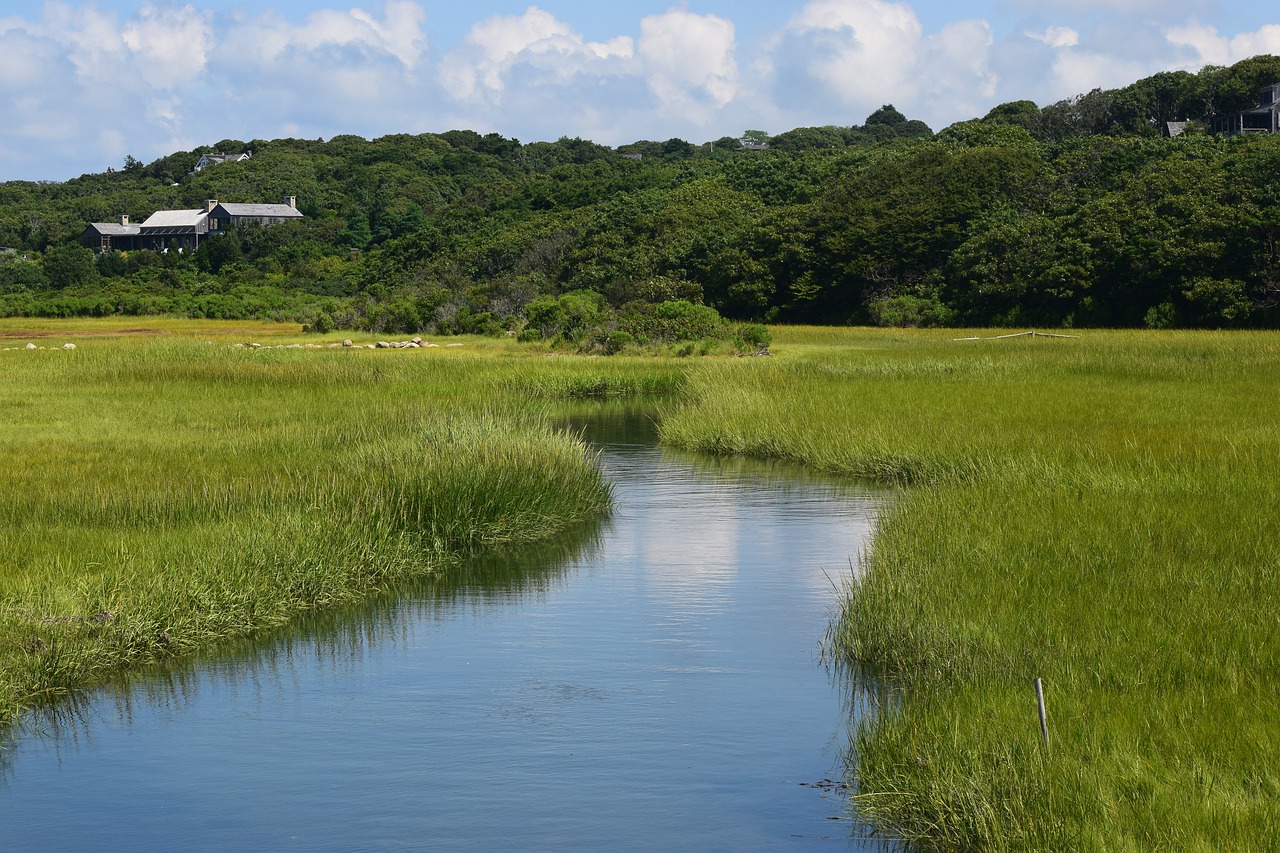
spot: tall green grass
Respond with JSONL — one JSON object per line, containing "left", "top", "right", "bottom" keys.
{"left": 8, "top": 322, "right": 1279, "bottom": 848}
{"left": 0, "top": 330, "right": 684, "bottom": 723}
{"left": 662, "top": 326, "right": 1280, "bottom": 850}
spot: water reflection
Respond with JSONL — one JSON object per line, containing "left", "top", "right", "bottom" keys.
{"left": 1, "top": 408, "right": 894, "bottom": 851}
{"left": 4, "top": 517, "right": 608, "bottom": 776}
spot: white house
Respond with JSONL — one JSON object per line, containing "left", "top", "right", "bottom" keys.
{"left": 190, "top": 151, "right": 252, "bottom": 173}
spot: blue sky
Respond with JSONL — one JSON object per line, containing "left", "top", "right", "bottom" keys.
{"left": 1, "top": 0, "right": 1278, "bottom": 181}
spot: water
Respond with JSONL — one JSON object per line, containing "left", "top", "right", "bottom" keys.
{"left": 0, "top": 412, "right": 886, "bottom": 851}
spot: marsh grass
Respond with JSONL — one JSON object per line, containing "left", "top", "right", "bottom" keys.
{"left": 0, "top": 325, "right": 677, "bottom": 722}
{"left": 662, "top": 326, "right": 1280, "bottom": 850}
{"left": 7, "top": 320, "right": 1279, "bottom": 849}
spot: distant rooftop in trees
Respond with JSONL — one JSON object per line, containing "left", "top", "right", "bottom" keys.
{"left": 190, "top": 151, "right": 252, "bottom": 173}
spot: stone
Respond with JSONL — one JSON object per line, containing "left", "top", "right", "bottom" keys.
{"left": 26, "top": 343, "right": 37, "bottom": 349}
{"left": 63, "top": 343, "right": 76, "bottom": 350}
{"left": 342, "top": 340, "right": 353, "bottom": 347}
{"left": 376, "top": 341, "right": 390, "bottom": 348}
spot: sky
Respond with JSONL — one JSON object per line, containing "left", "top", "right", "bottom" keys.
{"left": 1, "top": 0, "right": 1278, "bottom": 181}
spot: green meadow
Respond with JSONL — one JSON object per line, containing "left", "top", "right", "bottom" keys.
{"left": 3, "top": 320, "right": 1278, "bottom": 850}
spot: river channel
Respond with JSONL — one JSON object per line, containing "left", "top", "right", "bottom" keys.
{"left": 0, "top": 410, "right": 887, "bottom": 850}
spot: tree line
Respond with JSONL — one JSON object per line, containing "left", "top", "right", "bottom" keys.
{"left": 2, "top": 55, "right": 1280, "bottom": 333}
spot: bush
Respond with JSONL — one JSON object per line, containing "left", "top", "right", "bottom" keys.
{"left": 737, "top": 323, "right": 771, "bottom": 350}
{"left": 604, "top": 330, "right": 634, "bottom": 354}
{"left": 620, "top": 299, "right": 727, "bottom": 343}
{"left": 866, "top": 294, "right": 955, "bottom": 328}
{"left": 306, "top": 312, "right": 336, "bottom": 334}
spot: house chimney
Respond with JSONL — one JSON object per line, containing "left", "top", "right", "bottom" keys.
{"left": 286, "top": 195, "right": 296, "bottom": 209}
{"left": 120, "top": 214, "right": 129, "bottom": 226}
{"left": 206, "top": 199, "right": 218, "bottom": 213}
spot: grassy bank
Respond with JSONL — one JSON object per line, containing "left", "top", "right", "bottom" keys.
{"left": 661, "top": 327, "right": 1280, "bottom": 851}
{"left": 0, "top": 321, "right": 685, "bottom": 723}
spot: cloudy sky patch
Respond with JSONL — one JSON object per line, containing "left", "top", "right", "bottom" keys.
{"left": 0, "top": 0, "right": 1276, "bottom": 180}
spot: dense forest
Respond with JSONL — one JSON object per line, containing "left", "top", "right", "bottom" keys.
{"left": 3, "top": 55, "right": 1280, "bottom": 336}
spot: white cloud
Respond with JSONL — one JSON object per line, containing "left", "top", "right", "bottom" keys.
{"left": 122, "top": 3, "right": 213, "bottom": 89}
{"left": 0, "top": 28, "right": 56, "bottom": 91}
{"left": 40, "top": 3, "right": 128, "bottom": 82}
{"left": 438, "top": 6, "right": 740, "bottom": 130}
{"left": 767, "top": 0, "right": 995, "bottom": 129}
{"left": 1165, "top": 23, "right": 1280, "bottom": 67}
{"left": 637, "top": 10, "right": 739, "bottom": 115}
{"left": 222, "top": 1, "right": 426, "bottom": 73}
{"left": 1026, "top": 26, "right": 1080, "bottom": 48}
{"left": 782, "top": 0, "right": 925, "bottom": 104}
{"left": 1048, "top": 49, "right": 1153, "bottom": 96}
{"left": 439, "top": 7, "right": 632, "bottom": 103}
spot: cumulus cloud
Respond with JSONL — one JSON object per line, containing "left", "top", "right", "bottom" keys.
{"left": 780, "top": 0, "right": 924, "bottom": 103}
{"left": 437, "top": 6, "right": 745, "bottom": 140}
{"left": 766, "top": 0, "right": 995, "bottom": 128}
{"left": 439, "top": 7, "right": 633, "bottom": 103}
{"left": 637, "top": 10, "right": 739, "bottom": 115}
{"left": 222, "top": 1, "right": 427, "bottom": 73}
{"left": 1165, "top": 23, "right": 1280, "bottom": 67}
{"left": 40, "top": 3, "right": 129, "bottom": 83}
{"left": 122, "top": 4, "right": 213, "bottom": 89}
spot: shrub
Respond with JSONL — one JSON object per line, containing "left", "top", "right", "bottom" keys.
{"left": 604, "top": 330, "right": 634, "bottom": 354}
{"left": 620, "top": 299, "right": 727, "bottom": 344}
{"left": 737, "top": 323, "right": 772, "bottom": 350}
{"left": 866, "top": 294, "right": 955, "bottom": 328}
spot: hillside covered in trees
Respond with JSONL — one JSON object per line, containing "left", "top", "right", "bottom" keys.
{"left": 2, "top": 55, "right": 1280, "bottom": 334}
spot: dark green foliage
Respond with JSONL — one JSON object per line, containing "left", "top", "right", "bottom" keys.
{"left": 6, "top": 55, "right": 1280, "bottom": 330}
{"left": 0, "top": 255, "right": 45, "bottom": 291}
{"left": 42, "top": 244, "right": 98, "bottom": 289}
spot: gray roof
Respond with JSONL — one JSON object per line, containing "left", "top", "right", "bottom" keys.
{"left": 86, "top": 223, "right": 141, "bottom": 235}
{"left": 213, "top": 203, "right": 303, "bottom": 219}
{"left": 140, "top": 209, "right": 208, "bottom": 228}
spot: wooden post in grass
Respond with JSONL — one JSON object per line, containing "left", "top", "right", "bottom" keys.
{"left": 1035, "top": 677, "right": 1050, "bottom": 753}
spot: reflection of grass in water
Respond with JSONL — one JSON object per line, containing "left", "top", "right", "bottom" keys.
{"left": 665, "top": 327, "right": 1280, "bottom": 851}
{"left": 0, "top": 332, "right": 687, "bottom": 726}
{"left": 1, "top": 515, "right": 607, "bottom": 777}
